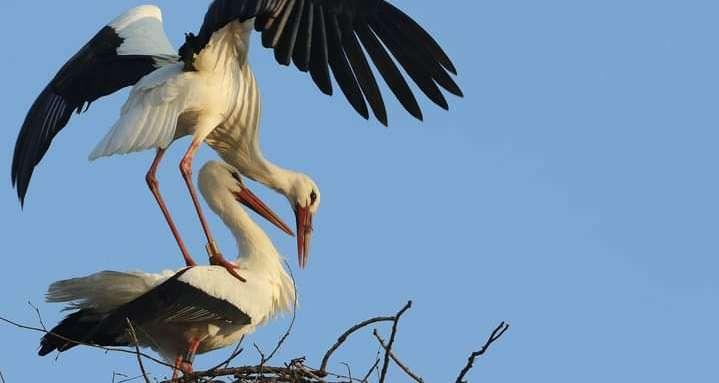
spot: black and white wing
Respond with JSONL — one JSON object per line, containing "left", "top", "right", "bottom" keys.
{"left": 184, "top": 0, "right": 462, "bottom": 126}
{"left": 12, "top": 5, "right": 178, "bottom": 205}
{"left": 101, "top": 268, "right": 252, "bottom": 328}
{"left": 67, "top": 268, "right": 253, "bottom": 350}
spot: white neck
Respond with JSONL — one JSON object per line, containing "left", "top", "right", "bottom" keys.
{"left": 199, "top": 166, "right": 296, "bottom": 317}
{"left": 226, "top": 152, "right": 297, "bottom": 199}
{"left": 205, "top": 184, "right": 282, "bottom": 272}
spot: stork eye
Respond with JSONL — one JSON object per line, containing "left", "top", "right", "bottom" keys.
{"left": 310, "top": 191, "right": 318, "bottom": 204}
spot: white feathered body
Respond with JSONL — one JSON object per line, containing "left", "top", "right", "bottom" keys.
{"left": 90, "top": 20, "right": 263, "bottom": 166}
{"left": 47, "top": 261, "right": 293, "bottom": 358}
{"left": 45, "top": 160, "right": 296, "bottom": 360}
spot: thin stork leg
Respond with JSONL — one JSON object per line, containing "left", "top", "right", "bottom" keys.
{"left": 146, "top": 148, "right": 196, "bottom": 267}
{"left": 179, "top": 139, "right": 246, "bottom": 282}
{"left": 171, "top": 355, "right": 182, "bottom": 381}
{"left": 179, "top": 338, "right": 202, "bottom": 375}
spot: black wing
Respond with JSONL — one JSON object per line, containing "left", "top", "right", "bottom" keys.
{"left": 97, "top": 269, "right": 251, "bottom": 334}
{"left": 184, "top": 0, "right": 462, "bottom": 126}
{"left": 12, "top": 17, "right": 177, "bottom": 206}
{"left": 39, "top": 269, "right": 250, "bottom": 356}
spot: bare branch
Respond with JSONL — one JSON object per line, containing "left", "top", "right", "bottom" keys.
{"left": 125, "top": 319, "right": 151, "bottom": 383}
{"left": 319, "top": 304, "right": 405, "bottom": 374}
{"left": 340, "top": 362, "right": 352, "bottom": 382}
{"left": 373, "top": 330, "right": 424, "bottom": 383}
{"left": 361, "top": 357, "right": 381, "bottom": 383}
{"left": 175, "top": 365, "right": 323, "bottom": 383}
{"left": 116, "top": 374, "right": 148, "bottom": 383}
{"left": 455, "top": 322, "right": 510, "bottom": 383}
{"left": 0, "top": 314, "right": 174, "bottom": 369}
{"left": 378, "top": 301, "right": 412, "bottom": 383}
{"left": 27, "top": 301, "right": 46, "bottom": 331}
{"left": 260, "top": 261, "right": 299, "bottom": 365}
{"left": 209, "top": 335, "right": 245, "bottom": 371}
{"left": 112, "top": 371, "right": 129, "bottom": 383}
{"left": 3, "top": 300, "right": 508, "bottom": 383}
{"left": 254, "top": 342, "right": 267, "bottom": 362}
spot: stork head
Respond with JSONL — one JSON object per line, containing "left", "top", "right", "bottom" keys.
{"left": 199, "top": 161, "right": 294, "bottom": 237}
{"left": 287, "top": 174, "right": 321, "bottom": 269}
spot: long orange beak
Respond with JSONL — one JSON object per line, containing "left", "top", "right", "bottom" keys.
{"left": 295, "top": 204, "right": 313, "bottom": 268}
{"left": 233, "top": 188, "right": 294, "bottom": 236}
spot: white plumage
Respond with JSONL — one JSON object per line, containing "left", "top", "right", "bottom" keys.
{"left": 40, "top": 161, "right": 295, "bottom": 375}
{"left": 108, "top": 5, "right": 175, "bottom": 58}
{"left": 89, "top": 63, "right": 189, "bottom": 158}
{"left": 87, "top": 10, "right": 320, "bottom": 272}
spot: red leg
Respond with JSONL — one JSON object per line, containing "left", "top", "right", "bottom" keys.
{"left": 146, "top": 148, "right": 196, "bottom": 267}
{"left": 179, "top": 338, "right": 202, "bottom": 375}
{"left": 171, "top": 355, "right": 182, "bottom": 381}
{"left": 179, "top": 140, "right": 246, "bottom": 282}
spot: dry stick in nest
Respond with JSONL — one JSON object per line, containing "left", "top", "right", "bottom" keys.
{"left": 319, "top": 301, "right": 413, "bottom": 373}
{"left": 361, "top": 356, "right": 381, "bottom": 383}
{"left": 1, "top": 302, "right": 509, "bottom": 383}
{"left": 455, "top": 322, "right": 510, "bottom": 383}
{"left": 126, "top": 319, "right": 152, "bottom": 383}
{"left": 378, "top": 301, "right": 412, "bottom": 383}
{"left": 0, "top": 314, "right": 175, "bottom": 369}
{"left": 175, "top": 301, "right": 416, "bottom": 383}
{"left": 373, "top": 330, "right": 424, "bottom": 383}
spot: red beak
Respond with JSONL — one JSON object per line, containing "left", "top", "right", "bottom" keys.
{"left": 295, "top": 204, "right": 313, "bottom": 268}
{"left": 233, "top": 188, "right": 294, "bottom": 236}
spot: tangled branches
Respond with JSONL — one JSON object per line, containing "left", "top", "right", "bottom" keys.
{"left": 0, "top": 301, "right": 509, "bottom": 383}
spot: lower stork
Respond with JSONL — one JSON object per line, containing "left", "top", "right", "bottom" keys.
{"left": 38, "top": 161, "right": 296, "bottom": 377}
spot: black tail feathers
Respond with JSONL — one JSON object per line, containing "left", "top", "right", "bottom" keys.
{"left": 38, "top": 309, "right": 104, "bottom": 356}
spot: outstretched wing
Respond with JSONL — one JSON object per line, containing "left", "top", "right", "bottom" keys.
{"left": 12, "top": 5, "right": 178, "bottom": 205}
{"left": 185, "top": 0, "right": 462, "bottom": 126}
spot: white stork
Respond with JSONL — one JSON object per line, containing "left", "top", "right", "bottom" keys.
{"left": 38, "top": 161, "right": 296, "bottom": 378}
{"left": 13, "top": 1, "right": 460, "bottom": 275}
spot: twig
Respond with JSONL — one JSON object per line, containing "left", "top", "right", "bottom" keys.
{"left": 0, "top": 315, "right": 174, "bottom": 369}
{"left": 378, "top": 301, "right": 412, "bottom": 383}
{"left": 0, "top": 370, "right": 6, "bottom": 383}
{"left": 319, "top": 313, "right": 397, "bottom": 373}
{"left": 116, "top": 375, "right": 148, "bottom": 383}
{"left": 340, "top": 362, "right": 352, "bottom": 383}
{"left": 253, "top": 342, "right": 268, "bottom": 379}
{"left": 373, "top": 330, "right": 424, "bottom": 383}
{"left": 254, "top": 342, "right": 267, "bottom": 362}
{"left": 260, "top": 261, "right": 299, "bottom": 365}
{"left": 209, "top": 335, "right": 245, "bottom": 371}
{"left": 126, "top": 319, "right": 151, "bottom": 383}
{"left": 455, "top": 322, "right": 510, "bottom": 383}
{"left": 175, "top": 365, "right": 323, "bottom": 383}
{"left": 361, "top": 357, "right": 380, "bottom": 383}
{"left": 112, "top": 371, "right": 129, "bottom": 383}
{"left": 27, "top": 301, "right": 47, "bottom": 330}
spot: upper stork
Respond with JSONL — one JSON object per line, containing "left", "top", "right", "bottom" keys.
{"left": 12, "top": 1, "right": 461, "bottom": 276}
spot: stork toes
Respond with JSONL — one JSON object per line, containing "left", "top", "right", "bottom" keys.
{"left": 171, "top": 356, "right": 196, "bottom": 380}
{"left": 206, "top": 241, "right": 247, "bottom": 282}
{"left": 211, "top": 253, "right": 247, "bottom": 283}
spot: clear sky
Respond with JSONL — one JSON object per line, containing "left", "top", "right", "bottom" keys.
{"left": 1, "top": 0, "right": 718, "bottom": 382}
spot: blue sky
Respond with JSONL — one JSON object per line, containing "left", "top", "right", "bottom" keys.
{"left": 1, "top": 0, "right": 718, "bottom": 382}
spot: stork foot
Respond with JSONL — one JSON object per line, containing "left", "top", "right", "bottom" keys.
{"left": 171, "top": 356, "right": 193, "bottom": 381}
{"left": 207, "top": 243, "right": 246, "bottom": 282}
{"left": 180, "top": 360, "right": 193, "bottom": 375}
